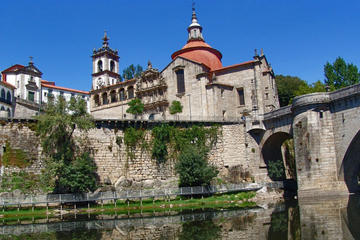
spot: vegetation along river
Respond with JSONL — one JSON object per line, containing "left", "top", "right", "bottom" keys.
{"left": 0, "top": 194, "right": 359, "bottom": 239}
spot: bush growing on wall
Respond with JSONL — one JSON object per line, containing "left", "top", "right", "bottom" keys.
{"left": 36, "top": 96, "right": 97, "bottom": 193}
{"left": 175, "top": 145, "right": 218, "bottom": 187}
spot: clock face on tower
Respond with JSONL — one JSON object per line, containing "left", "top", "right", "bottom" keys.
{"left": 97, "top": 78, "right": 104, "bottom": 88}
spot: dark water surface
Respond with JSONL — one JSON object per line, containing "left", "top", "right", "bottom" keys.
{"left": 0, "top": 194, "right": 359, "bottom": 239}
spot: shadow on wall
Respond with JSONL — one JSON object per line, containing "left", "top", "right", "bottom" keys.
{"left": 341, "top": 130, "right": 360, "bottom": 193}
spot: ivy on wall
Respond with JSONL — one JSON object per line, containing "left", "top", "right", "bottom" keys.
{"left": 123, "top": 126, "right": 148, "bottom": 160}
{"left": 1, "top": 141, "right": 32, "bottom": 168}
{"left": 122, "top": 123, "right": 220, "bottom": 164}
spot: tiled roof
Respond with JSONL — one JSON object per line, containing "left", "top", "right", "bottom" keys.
{"left": 42, "top": 83, "right": 89, "bottom": 95}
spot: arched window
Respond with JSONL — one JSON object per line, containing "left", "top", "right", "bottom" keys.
{"left": 102, "top": 92, "right": 108, "bottom": 105}
{"left": 7, "top": 108, "right": 11, "bottom": 117}
{"left": 0, "top": 89, "right": 5, "bottom": 99}
{"left": 119, "top": 88, "right": 126, "bottom": 101}
{"left": 6, "top": 91, "right": 11, "bottom": 102}
{"left": 110, "top": 90, "right": 117, "bottom": 103}
{"left": 94, "top": 94, "right": 100, "bottom": 106}
{"left": 98, "top": 60, "right": 103, "bottom": 72}
{"left": 0, "top": 106, "right": 4, "bottom": 111}
{"left": 128, "top": 86, "right": 134, "bottom": 99}
{"left": 110, "top": 60, "right": 115, "bottom": 72}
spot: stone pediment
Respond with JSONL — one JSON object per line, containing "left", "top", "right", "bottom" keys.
{"left": 25, "top": 81, "right": 38, "bottom": 91}
{"left": 141, "top": 68, "right": 160, "bottom": 80}
{"left": 18, "top": 64, "right": 43, "bottom": 77}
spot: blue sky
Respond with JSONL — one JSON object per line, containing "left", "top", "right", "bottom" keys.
{"left": 1, "top": 0, "right": 360, "bottom": 91}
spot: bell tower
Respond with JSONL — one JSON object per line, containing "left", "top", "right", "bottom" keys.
{"left": 91, "top": 31, "right": 120, "bottom": 90}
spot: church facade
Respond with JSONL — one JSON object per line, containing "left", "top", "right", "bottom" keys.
{"left": 90, "top": 8, "right": 279, "bottom": 123}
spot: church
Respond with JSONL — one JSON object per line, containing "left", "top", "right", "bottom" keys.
{"left": 90, "top": 7, "right": 280, "bottom": 124}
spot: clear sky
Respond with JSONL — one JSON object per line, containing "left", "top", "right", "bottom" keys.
{"left": 1, "top": 0, "right": 360, "bottom": 91}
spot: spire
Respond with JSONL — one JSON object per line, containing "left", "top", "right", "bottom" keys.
{"left": 102, "top": 30, "right": 109, "bottom": 48}
{"left": 187, "top": 2, "right": 204, "bottom": 42}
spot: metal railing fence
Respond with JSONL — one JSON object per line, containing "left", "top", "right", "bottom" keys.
{"left": 0, "top": 182, "right": 283, "bottom": 207}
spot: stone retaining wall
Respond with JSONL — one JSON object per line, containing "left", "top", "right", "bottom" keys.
{"left": 0, "top": 120, "right": 270, "bottom": 189}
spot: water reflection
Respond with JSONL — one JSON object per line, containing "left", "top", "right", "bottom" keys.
{"left": 1, "top": 195, "right": 360, "bottom": 239}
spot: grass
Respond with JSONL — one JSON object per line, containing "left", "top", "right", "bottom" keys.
{"left": 0, "top": 191, "right": 257, "bottom": 224}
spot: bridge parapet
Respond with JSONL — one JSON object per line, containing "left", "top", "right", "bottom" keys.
{"left": 329, "top": 82, "right": 360, "bottom": 101}
{"left": 292, "top": 92, "right": 330, "bottom": 109}
{"left": 263, "top": 105, "right": 292, "bottom": 120}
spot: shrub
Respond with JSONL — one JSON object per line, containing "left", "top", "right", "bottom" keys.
{"left": 175, "top": 145, "right": 218, "bottom": 187}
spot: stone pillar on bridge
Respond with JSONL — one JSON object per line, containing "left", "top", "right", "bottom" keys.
{"left": 292, "top": 93, "right": 347, "bottom": 197}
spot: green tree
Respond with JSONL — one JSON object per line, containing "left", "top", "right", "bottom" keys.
{"left": 324, "top": 57, "right": 360, "bottom": 90}
{"left": 175, "top": 145, "right": 218, "bottom": 187}
{"left": 36, "top": 96, "right": 97, "bottom": 193}
{"left": 275, "top": 75, "right": 308, "bottom": 107}
{"left": 121, "top": 64, "right": 143, "bottom": 80}
{"left": 267, "top": 159, "right": 285, "bottom": 180}
{"left": 294, "top": 80, "right": 326, "bottom": 96}
{"left": 169, "top": 100, "right": 183, "bottom": 115}
{"left": 169, "top": 100, "right": 183, "bottom": 120}
{"left": 126, "top": 98, "right": 144, "bottom": 119}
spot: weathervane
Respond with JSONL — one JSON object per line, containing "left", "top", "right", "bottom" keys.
{"left": 192, "top": 1, "right": 195, "bottom": 11}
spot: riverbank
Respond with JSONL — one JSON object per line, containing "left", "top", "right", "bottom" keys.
{"left": 0, "top": 191, "right": 261, "bottom": 224}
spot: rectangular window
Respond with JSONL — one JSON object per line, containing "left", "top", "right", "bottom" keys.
{"left": 48, "top": 90, "right": 54, "bottom": 99}
{"left": 237, "top": 88, "right": 245, "bottom": 105}
{"left": 28, "top": 91, "right": 35, "bottom": 102}
{"left": 176, "top": 69, "right": 185, "bottom": 94}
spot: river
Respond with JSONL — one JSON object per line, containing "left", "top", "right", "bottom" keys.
{"left": 0, "top": 194, "right": 359, "bottom": 239}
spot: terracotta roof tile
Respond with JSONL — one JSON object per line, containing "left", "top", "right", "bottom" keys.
{"left": 42, "top": 83, "right": 89, "bottom": 95}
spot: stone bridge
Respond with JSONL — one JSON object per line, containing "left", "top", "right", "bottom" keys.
{"left": 256, "top": 83, "right": 360, "bottom": 196}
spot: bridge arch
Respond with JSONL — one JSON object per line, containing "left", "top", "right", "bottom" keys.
{"left": 261, "top": 131, "right": 296, "bottom": 182}
{"left": 341, "top": 129, "right": 360, "bottom": 193}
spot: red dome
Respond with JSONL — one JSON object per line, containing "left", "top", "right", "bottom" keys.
{"left": 171, "top": 40, "right": 222, "bottom": 71}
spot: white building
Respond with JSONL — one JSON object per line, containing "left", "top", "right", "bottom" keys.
{"left": 1, "top": 59, "right": 90, "bottom": 118}
{"left": 0, "top": 80, "right": 15, "bottom": 118}
{"left": 41, "top": 80, "right": 90, "bottom": 111}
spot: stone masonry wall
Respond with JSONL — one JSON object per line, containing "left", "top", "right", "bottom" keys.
{"left": 0, "top": 120, "right": 42, "bottom": 175}
{"left": 0, "top": 120, "right": 271, "bottom": 188}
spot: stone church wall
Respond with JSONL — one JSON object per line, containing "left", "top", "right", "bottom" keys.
{"left": 0, "top": 120, "right": 271, "bottom": 189}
